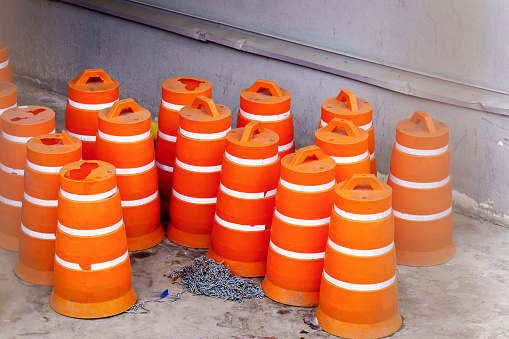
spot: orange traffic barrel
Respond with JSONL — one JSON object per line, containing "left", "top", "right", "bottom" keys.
{"left": 387, "top": 110, "right": 454, "bottom": 266}
{"left": 316, "top": 174, "right": 402, "bottom": 338}
{"left": 315, "top": 118, "right": 370, "bottom": 183}
{"left": 167, "top": 96, "right": 231, "bottom": 248}
{"left": 0, "top": 106, "right": 55, "bottom": 251}
{"left": 155, "top": 77, "right": 212, "bottom": 214}
{"left": 0, "top": 81, "right": 17, "bottom": 129}
{"left": 237, "top": 79, "right": 295, "bottom": 158}
{"left": 320, "top": 89, "right": 377, "bottom": 174}
{"left": 50, "top": 160, "right": 137, "bottom": 318}
{"left": 207, "top": 121, "right": 280, "bottom": 277}
{"left": 14, "top": 131, "right": 82, "bottom": 286}
{"left": 262, "top": 146, "right": 336, "bottom": 306}
{"left": 95, "top": 99, "right": 164, "bottom": 251}
{"left": 0, "top": 41, "right": 13, "bottom": 83}
{"left": 65, "top": 69, "right": 119, "bottom": 160}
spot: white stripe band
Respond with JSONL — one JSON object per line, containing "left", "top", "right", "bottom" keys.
{"left": 330, "top": 151, "right": 369, "bottom": 164}
{"left": 370, "top": 152, "right": 375, "bottom": 161}
{"left": 328, "top": 238, "right": 394, "bottom": 257}
{"left": 0, "top": 103, "right": 16, "bottom": 115}
{"left": 55, "top": 250, "right": 128, "bottom": 271}
{"left": 58, "top": 219, "right": 123, "bottom": 237}
{"left": 395, "top": 141, "right": 449, "bottom": 156}
{"left": 161, "top": 99, "right": 185, "bottom": 111}
{"left": 270, "top": 240, "right": 325, "bottom": 260}
{"left": 0, "top": 194, "right": 22, "bottom": 207}
{"left": 275, "top": 209, "right": 330, "bottom": 226}
{"left": 389, "top": 173, "right": 450, "bottom": 189}
{"left": 156, "top": 160, "right": 174, "bottom": 173}
{"left": 224, "top": 151, "right": 278, "bottom": 166}
{"left": 278, "top": 140, "right": 294, "bottom": 152}
{"left": 240, "top": 108, "right": 291, "bottom": 122}
{"left": 2, "top": 129, "right": 55, "bottom": 144}
{"left": 24, "top": 192, "right": 58, "bottom": 207}
{"left": 324, "top": 271, "right": 396, "bottom": 291}
{"left": 21, "top": 223, "right": 56, "bottom": 240}
{"left": 66, "top": 130, "right": 97, "bottom": 142}
{"left": 68, "top": 98, "right": 118, "bottom": 111}
{"left": 157, "top": 130, "right": 177, "bottom": 142}
{"left": 98, "top": 129, "right": 152, "bottom": 143}
{"left": 320, "top": 119, "right": 373, "bottom": 131}
{"left": 26, "top": 160, "right": 63, "bottom": 174}
{"left": 179, "top": 127, "right": 231, "bottom": 140}
{"left": 394, "top": 206, "right": 452, "bottom": 221}
{"left": 0, "top": 59, "right": 8, "bottom": 69}
{"left": 334, "top": 205, "right": 392, "bottom": 221}
{"left": 220, "top": 183, "right": 276, "bottom": 200}
{"left": 121, "top": 191, "right": 158, "bottom": 207}
{"left": 0, "top": 162, "right": 24, "bottom": 175}
{"left": 172, "top": 189, "right": 217, "bottom": 205}
{"left": 115, "top": 160, "right": 155, "bottom": 175}
{"left": 60, "top": 186, "right": 118, "bottom": 202}
{"left": 175, "top": 158, "right": 221, "bottom": 173}
{"left": 280, "top": 178, "right": 335, "bottom": 193}
{"left": 215, "top": 214, "right": 265, "bottom": 231}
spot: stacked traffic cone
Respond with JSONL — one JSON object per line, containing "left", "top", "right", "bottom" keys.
{"left": 167, "top": 96, "right": 231, "bottom": 248}
{"left": 387, "top": 110, "right": 454, "bottom": 266}
{"left": 207, "top": 121, "right": 280, "bottom": 277}
{"left": 14, "top": 131, "right": 82, "bottom": 286}
{"left": 263, "top": 146, "right": 336, "bottom": 306}
{"left": 0, "top": 81, "right": 17, "bottom": 129}
{"left": 0, "top": 106, "right": 55, "bottom": 251}
{"left": 50, "top": 160, "right": 137, "bottom": 318}
{"left": 95, "top": 99, "right": 164, "bottom": 251}
{"left": 65, "top": 69, "right": 119, "bottom": 159}
{"left": 155, "top": 77, "right": 212, "bottom": 214}
{"left": 316, "top": 174, "right": 402, "bottom": 338}
{"left": 315, "top": 118, "right": 370, "bottom": 183}
{"left": 320, "top": 89, "right": 377, "bottom": 174}
{"left": 0, "top": 41, "right": 13, "bottom": 83}
{"left": 237, "top": 79, "right": 295, "bottom": 158}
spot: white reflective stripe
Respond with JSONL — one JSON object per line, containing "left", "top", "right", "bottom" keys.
{"left": 395, "top": 141, "right": 449, "bottom": 156}
{"left": 394, "top": 206, "right": 452, "bottom": 221}
{"left": 98, "top": 129, "right": 152, "bottom": 143}
{"left": 156, "top": 160, "right": 174, "bottom": 173}
{"left": 215, "top": 214, "right": 265, "bottom": 231}
{"left": 324, "top": 271, "right": 396, "bottom": 291}
{"left": 224, "top": 151, "right": 278, "bottom": 166}
{"left": 24, "top": 192, "right": 58, "bottom": 207}
{"left": 121, "top": 191, "right": 158, "bottom": 207}
{"left": 278, "top": 140, "right": 294, "bottom": 152}
{"left": 58, "top": 219, "right": 123, "bottom": 237}
{"left": 330, "top": 150, "right": 369, "bottom": 164}
{"left": 220, "top": 183, "right": 276, "bottom": 200}
{"left": 0, "top": 162, "right": 24, "bottom": 175}
{"left": 0, "top": 59, "right": 8, "bottom": 69}
{"left": 275, "top": 209, "right": 330, "bottom": 226}
{"left": 370, "top": 152, "right": 375, "bottom": 160}
{"left": 0, "top": 103, "right": 16, "bottom": 115}
{"left": 2, "top": 130, "right": 55, "bottom": 144}
{"left": 389, "top": 173, "right": 450, "bottom": 189}
{"left": 334, "top": 205, "right": 392, "bottom": 221}
{"left": 179, "top": 126, "right": 231, "bottom": 140}
{"left": 21, "top": 223, "right": 56, "bottom": 240}
{"left": 280, "top": 178, "right": 335, "bottom": 193}
{"left": 55, "top": 254, "right": 81, "bottom": 270}
{"left": 161, "top": 99, "right": 185, "bottom": 111}
{"left": 60, "top": 186, "right": 118, "bottom": 202}
{"left": 68, "top": 98, "right": 118, "bottom": 111}
{"left": 0, "top": 194, "right": 22, "bottom": 207}
{"left": 270, "top": 240, "right": 325, "bottom": 260}
{"left": 66, "top": 130, "right": 97, "bottom": 142}
{"left": 240, "top": 108, "right": 291, "bottom": 122}
{"left": 175, "top": 158, "right": 221, "bottom": 173}
{"left": 115, "top": 160, "right": 155, "bottom": 175}
{"left": 172, "top": 189, "right": 216, "bottom": 204}
{"left": 320, "top": 119, "right": 373, "bottom": 131}
{"left": 157, "top": 130, "right": 177, "bottom": 142}
{"left": 328, "top": 238, "right": 394, "bottom": 257}
{"left": 26, "top": 160, "right": 62, "bottom": 174}
{"left": 55, "top": 250, "right": 128, "bottom": 271}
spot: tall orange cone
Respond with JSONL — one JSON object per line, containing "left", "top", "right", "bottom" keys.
{"left": 155, "top": 77, "right": 212, "bottom": 215}
{"left": 95, "top": 99, "right": 164, "bottom": 251}
{"left": 387, "top": 110, "right": 454, "bottom": 266}
{"left": 207, "top": 121, "right": 280, "bottom": 277}
{"left": 262, "top": 146, "right": 336, "bottom": 306}
{"left": 0, "top": 81, "right": 17, "bottom": 129}
{"left": 14, "top": 131, "right": 82, "bottom": 286}
{"left": 0, "top": 41, "right": 13, "bottom": 83}
{"left": 316, "top": 174, "right": 402, "bottom": 338}
{"left": 50, "top": 160, "right": 137, "bottom": 318}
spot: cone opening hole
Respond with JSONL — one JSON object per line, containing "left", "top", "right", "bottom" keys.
{"left": 363, "top": 101, "right": 368, "bottom": 104}
{"left": 40, "top": 137, "right": 61, "bottom": 146}
{"left": 256, "top": 88, "right": 271, "bottom": 96}
{"left": 331, "top": 127, "right": 347, "bottom": 136}
{"left": 327, "top": 106, "right": 332, "bottom": 109}
{"left": 177, "top": 78, "right": 205, "bottom": 91}
{"left": 11, "top": 117, "right": 27, "bottom": 121}
{"left": 85, "top": 76, "right": 104, "bottom": 84}
{"left": 27, "top": 108, "right": 45, "bottom": 115}
{"left": 353, "top": 183, "right": 374, "bottom": 191}
{"left": 64, "top": 162, "right": 100, "bottom": 180}
{"left": 119, "top": 107, "right": 134, "bottom": 116}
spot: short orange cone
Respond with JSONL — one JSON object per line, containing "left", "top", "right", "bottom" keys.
{"left": 0, "top": 81, "right": 17, "bottom": 129}
{"left": 167, "top": 96, "right": 231, "bottom": 248}
{"left": 237, "top": 79, "right": 295, "bottom": 158}
{"left": 387, "top": 110, "right": 454, "bottom": 266}
{"left": 0, "top": 106, "right": 55, "bottom": 251}
{"left": 262, "top": 146, "right": 336, "bottom": 306}
{"left": 14, "top": 131, "right": 82, "bottom": 286}
{"left": 65, "top": 69, "right": 119, "bottom": 160}
{"left": 95, "top": 99, "right": 164, "bottom": 251}
{"left": 0, "top": 41, "right": 13, "bottom": 83}
{"left": 316, "top": 174, "right": 402, "bottom": 338}
{"left": 207, "top": 121, "right": 280, "bottom": 277}
{"left": 50, "top": 160, "right": 137, "bottom": 318}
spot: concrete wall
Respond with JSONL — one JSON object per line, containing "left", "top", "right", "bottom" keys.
{"left": 1, "top": 0, "right": 508, "bottom": 226}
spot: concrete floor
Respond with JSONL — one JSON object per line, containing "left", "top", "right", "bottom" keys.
{"left": 1, "top": 78, "right": 508, "bottom": 338}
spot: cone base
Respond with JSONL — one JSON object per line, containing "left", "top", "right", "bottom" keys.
{"left": 127, "top": 223, "right": 165, "bottom": 252}
{"left": 166, "top": 223, "right": 210, "bottom": 249}
{"left": 262, "top": 276, "right": 319, "bottom": 307}
{"left": 206, "top": 247, "right": 266, "bottom": 277}
{"left": 14, "top": 261, "right": 54, "bottom": 286}
{"left": 0, "top": 233, "right": 19, "bottom": 252}
{"left": 396, "top": 242, "right": 456, "bottom": 266}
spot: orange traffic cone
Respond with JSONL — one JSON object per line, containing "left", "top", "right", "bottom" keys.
{"left": 262, "top": 146, "right": 336, "bottom": 306}
{"left": 316, "top": 174, "right": 402, "bottom": 338}
{"left": 315, "top": 118, "right": 370, "bottom": 183}
{"left": 65, "top": 69, "right": 119, "bottom": 160}
{"left": 0, "top": 81, "right": 17, "bottom": 129}
{"left": 237, "top": 79, "right": 295, "bottom": 158}
{"left": 0, "top": 106, "right": 55, "bottom": 251}
{"left": 387, "top": 110, "right": 454, "bottom": 266}
{"left": 155, "top": 77, "right": 212, "bottom": 215}
{"left": 95, "top": 99, "right": 164, "bottom": 251}
{"left": 50, "top": 160, "right": 137, "bottom": 318}
{"left": 167, "top": 96, "right": 231, "bottom": 248}
{"left": 14, "top": 131, "right": 82, "bottom": 286}
{"left": 207, "top": 121, "right": 280, "bottom": 277}
{"left": 320, "top": 89, "right": 377, "bottom": 174}
{"left": 0, "top": 41, "right": 13, "bottom": 83}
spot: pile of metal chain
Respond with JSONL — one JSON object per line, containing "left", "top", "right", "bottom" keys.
{"left": 170, "top": 256, "right": 265, "bottom": 303}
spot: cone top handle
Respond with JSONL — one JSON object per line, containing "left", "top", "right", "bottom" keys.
{"left": 336, "top": 89, "right": 358, "bottom": 112}
{"left": 410, "top": 110, "right": 436, "bottom": 134}
{"left": 240, "top": 121, "right": 264, "bottom": 144}
{"left": 323, "top": 118, "right": 361, "bottom": 138}
{"left": 191, "top": 96, "right": 219, "bottom": 117}
{"left": 342, "top": 174, "right": 384, "bottom": 191}
{"left": 60, "top": 130, "right": 76, "bottom": 145}
{"left": 290, "top": 145, "right": 328, "bottom": 167}
{"left": 75, "top": 69, "right": 114, "bottom": 85}
{"left": 248, "top": 79, "right": 284, "bottom": 98}
{"left": 106, "top": 99, "right": 142, "bottom": 119}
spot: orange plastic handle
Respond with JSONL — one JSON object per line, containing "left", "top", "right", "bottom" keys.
{"left": 107, "top": 99, "right": 142, "bottom": 119}
{"left": 323, "top": 118, "right": 361, "bottom": 138}
{"left": 240, "top": 121, "right": 264, "bottom": 143}
{"left": 411, "top": 110, "right": 436, "bottom": 134}
{"left": 60, "top": 130, "right": 76, "bottom": 145}
{"left": 191, "top": 96, "right": 219, "bottom": 117}
{"left": 290, "top": 145, "right": 328, "bottom": 167}
{"left": 336, "top": 89, "right": 358, "bottom": 112}
{"left": 342, "top": 174, "right": 384, "bottom": 191}
{"left": 248, "top": 79, "right": 284, "bottom": 98}
{"left": 75, "top": 69, "right": 113, "bottom": 85}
